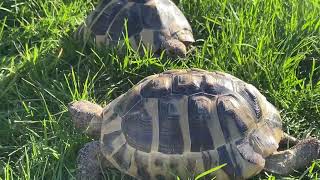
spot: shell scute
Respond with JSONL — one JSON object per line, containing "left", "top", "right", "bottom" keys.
{"left": 216, "top": 95, "right": 250, "bottom": 142}
{"left": 158, "top": 95, "right": 185, "bottom": 154}
{"left": 203, "top": 73, "right": 235, "bottom": 95}
{"left": 188, "top": 95, "right": 215, "bottom": 152}
{"left": 112, "top": 143, "right": 133, "bottom": 170}
{"left": 172, "top": 73, "right": 203, "bottom": 95}
{"left": 122, "top": 100, "right": 153, "bottom": 152}
{"left": 109, "top": 3, "right": 143, "bottom": 39}
{"left": 141, "top": 3, "right": 162, "bottom": 29}
{"left": 114, "top": 87, "right": 142, "bottom": 116}
{"left": 140, "top": 75, "right": 172, "bottom": 98}
{"left": 91, "top": 1, "right": 127, "bottom": 36}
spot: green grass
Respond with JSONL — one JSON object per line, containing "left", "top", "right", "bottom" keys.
{"left": 0, "top": 0, "right": 320, "bottom": 179}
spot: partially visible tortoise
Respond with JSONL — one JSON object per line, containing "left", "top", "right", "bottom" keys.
{"left": 69, "top": 68, "right": 320, "bottom": 180}
{"left": 76, "top": 0, "right": 195, "bottom": 57}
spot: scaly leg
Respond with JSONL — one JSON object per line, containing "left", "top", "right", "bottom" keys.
{"left": 76, "top": 141, "right": 112, "bottom": 180}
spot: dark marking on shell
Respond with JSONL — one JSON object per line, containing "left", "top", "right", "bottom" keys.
{"left": 217, "top": 96, "right": 248, "bottom": 142}
{"left": 104, "top": 112, "right": 117, "bottom": 123}
{"left": 154, "top": 158, "right": 163, "bottom": 167}
{"left": 114, "top": 88, "right": 142, "bottom": 116}
{"left": 158, "top": 95, "right": 184, "bottom": 154}
{"left": 102, "top": 130, "right": 122, "bottom": 154}
{"left": 169, "top": 160, "right": 179, "bottom": 174}
{"left": 105, "top": 3, "right": 143, "bottom": 41}
{"left": 203, "top": 75, "right": 231, "bottom": 95}
{"left": 235, "top": 138, "right": 264, "bottom": 165}
{"left": 201, "top": 151, "right": 213, "bottom": 171}
{"left": 91, "top": 1, "right": 127, "bottom": 35}
{"left": 141, "top": 76, "right": 172, "bottom": 98}
{"left": 188, "top": 95, "right": 214, "bottom": 152}
{"left": 152, "top": 31, "right": 164, "bottom": 52}
{"left": 244, "top": 88, "right": 261, "bottom": 120}
{"left": 126, "top": 3, "right": 144, "bottom": 37}
{"left": 172, "top": 73, "right": 203, "bottom": 95}
{"left": 141, "top": 4, "right": 162, "bottom": 29}
{"left": 122, "top": 100, "right": 152, "bottom": 152}
{"left": 217, "top": 145, "right": 236, "bottom": 178}
{"left": 229, "top": 145, "right": 242, "bottom": 177}
{"left": 112, "top": 143, "right": 133, "bottom": 170}
{"left": 134, "top": 150, "right": 151, "bottom": 179}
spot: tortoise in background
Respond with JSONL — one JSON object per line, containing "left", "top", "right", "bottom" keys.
{"left": 75, "top": 0, "right": 194, "bottom": 57}
{"left": 69, "top": 68, "right": 320, "bottom": 179}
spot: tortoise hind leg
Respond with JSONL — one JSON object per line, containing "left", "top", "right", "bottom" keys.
{"left": 77, "top": 141, "right": 113, "bottom": 180}
{"left": 264, "top": 138, "right": 320, "bottom": 175}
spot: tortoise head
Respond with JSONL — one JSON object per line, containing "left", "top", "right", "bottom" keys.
{"left": 160, "top": 29, "right": 194, "bottom": 58}
{"left": 68, "top": 100, "right": 103, "bottom": 137}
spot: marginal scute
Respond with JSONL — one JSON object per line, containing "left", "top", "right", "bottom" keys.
{"left": 134, "top": 150, "right": 151, "bottom": 179}
{"left": 102, "top": 130, "right": 122, "bottom": 155}
{"left": 114, "top": 86, "right": 142, "bottom": 116}
{"left": 201, "top": 151, "right": 213, "bottom": 171}
{"left": 185, "top": 155, "right": 196, "bottom": 172}
{"left": 112, "top": 143, "right": 133, "bottom": 170}
{"left": 162, "top": 69, "right": 186, "bottom": 75}
{"left": 217, "top": 145, "right": 238, "bottom": 178}
{"left": 155, "top": 175, "right": 166, "bottom": 180}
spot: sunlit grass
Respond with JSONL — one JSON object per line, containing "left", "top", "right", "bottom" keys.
{"left": 0, "top": 0, "right": 319, "bottom": 179}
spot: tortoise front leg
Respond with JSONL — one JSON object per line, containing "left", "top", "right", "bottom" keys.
{"left": 76, "top": 141, "right": 112, "bottom": 180}
{"left": 264, "top": 138, "right": 320, "bottom": 175}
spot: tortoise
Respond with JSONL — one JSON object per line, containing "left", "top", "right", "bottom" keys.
{"left": 75, "top": 0, "right": 195, "bottom": 57}
{"left": 69, "top": 68, "right": 320, "bottom": 180}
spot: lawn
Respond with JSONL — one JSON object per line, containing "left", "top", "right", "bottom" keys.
{"left": 0, "top": 0, "right": 319, "bottom": 179}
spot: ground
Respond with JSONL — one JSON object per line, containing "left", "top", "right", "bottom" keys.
{"left": 0, "top": 0, "right": 319, "bottom": 179}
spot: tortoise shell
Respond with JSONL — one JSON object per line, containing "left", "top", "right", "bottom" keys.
{"left": 100, "top": 69, "right": 283, "bottom": 179}
{"left": 76, "top": 0, "right": 194, "bottom": 52}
